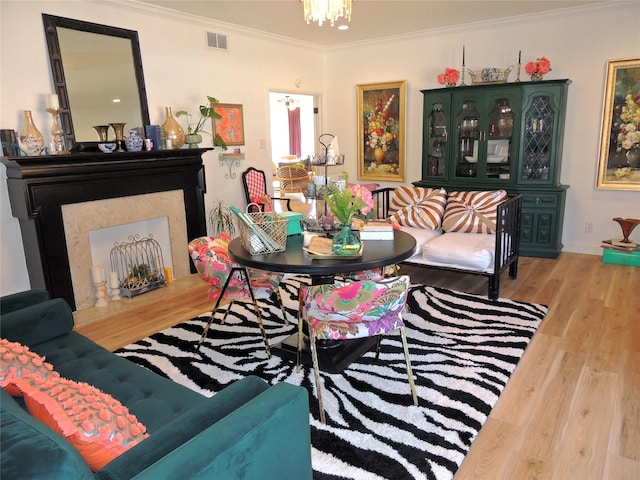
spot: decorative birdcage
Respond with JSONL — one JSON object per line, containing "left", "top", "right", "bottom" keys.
{"left": 110, "top": 234, "right": 166, "bottom": 298}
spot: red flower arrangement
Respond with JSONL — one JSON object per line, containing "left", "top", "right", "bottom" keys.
{"left": 437, "top": 68, "right": 460, "bottom": 86}
{"left": 525, "top": 56, "right": 552, "bottom": 79}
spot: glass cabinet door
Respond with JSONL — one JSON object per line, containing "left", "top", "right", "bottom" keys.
{"left": 452, "top": 88, "right": 520, "bottom": 182}
{"left": 425, "top": 102, "right": 448, "bottom": 178}
{"left": 485, "top": 96, "right": 515, "bottom": 181}
{"left": 522, "top": 95, "right": 555, "bottom": 181}
{"left": 423, "top": 92, "right": 451, "bottom": 179}
{"left": 454, "top": 100, "right": 481, "bottom": 178}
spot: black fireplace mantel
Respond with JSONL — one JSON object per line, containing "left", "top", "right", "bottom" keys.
{"left": 1, "top": 149, "right": 209, "bottom": 310}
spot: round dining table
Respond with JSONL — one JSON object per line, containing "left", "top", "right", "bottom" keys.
{"left": 228, "top": 230, "right": 417, "bottom": 373}
{"left": 228, "top": 229, "right": 416, "bottom": 285}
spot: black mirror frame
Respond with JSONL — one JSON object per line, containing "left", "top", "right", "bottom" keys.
{"left": 42, "top": 14, "right": 150, "bottom": 151}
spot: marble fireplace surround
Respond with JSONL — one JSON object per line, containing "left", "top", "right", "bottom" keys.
{"left": 63, "top": 191, "right": 188, "bottom": 310}
{"left": 1, "top": 149, "right": 209, "bottom": 311}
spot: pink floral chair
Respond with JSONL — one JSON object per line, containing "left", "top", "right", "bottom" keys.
{"left": 188, "top": 234, "right": 287, "bottom": 357}
{"left": 297, "top": 275, "right": 418, "bottom": 423}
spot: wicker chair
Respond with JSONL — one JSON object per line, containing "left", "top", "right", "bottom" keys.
{"left": 275, "top": 165, "right": 310, "bottom": 194}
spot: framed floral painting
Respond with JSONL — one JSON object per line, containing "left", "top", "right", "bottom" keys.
{"left": 357, "top": 81, "right": 406, "bottom": 182}
{"left": 212, "top": 103, "right": 245, "bottom": 146}
{"left": 596, "top": 58, "right": 640, "bottom": 190}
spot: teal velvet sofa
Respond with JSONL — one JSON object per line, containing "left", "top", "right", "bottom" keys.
{"left": 0, "top": 289, "right": 313, "bottom": 479}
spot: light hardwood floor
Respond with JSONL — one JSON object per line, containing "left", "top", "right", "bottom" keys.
{"left": 76, "top": 251, "right": 639, "bottom": 479}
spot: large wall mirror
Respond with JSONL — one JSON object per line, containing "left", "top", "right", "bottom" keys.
{"left": 42, "top": 14, "right": 150, "bottom": 149}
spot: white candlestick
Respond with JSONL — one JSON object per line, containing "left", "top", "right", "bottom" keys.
{"left": 95, "top": 284, "right": 108, "bottom": 307}
{"left": 91, "top": 265, "right": 102, "bottom": 284}
{"left": 109, "top": 271, "right": 119, "bottom": 289}
{"left": 48, "top": 94, "right": 59, "bottom": 110}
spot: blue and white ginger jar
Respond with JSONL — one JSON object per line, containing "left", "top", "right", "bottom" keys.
{"left": 125, "top": 129, "right": 144, "bottom": 151}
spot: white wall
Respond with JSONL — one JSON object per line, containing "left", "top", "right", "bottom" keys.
{"left": 2, "top": 0, "right": 639, "bottom": 296}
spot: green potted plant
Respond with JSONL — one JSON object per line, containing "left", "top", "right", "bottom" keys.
{"left": 176, "top": 96, "right": 228, "bottom": 150}
{"left": 208, "top": 198, "right": 236, "bottom": 236}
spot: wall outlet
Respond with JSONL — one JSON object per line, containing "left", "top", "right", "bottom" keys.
{"left": 584, "top": 222, "right": 593, "bottom": 233}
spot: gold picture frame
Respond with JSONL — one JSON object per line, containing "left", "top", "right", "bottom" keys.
{"left": 596, "top": 58, "right": 640, "bottom": 190}
{"left": 357, "top": 81, "right": 406, "bottom": 182}
{"left": 212, "top": 103, "right": 245, "bottom": 146}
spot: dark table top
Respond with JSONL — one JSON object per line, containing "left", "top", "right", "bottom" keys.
{"left": 228, "top": 230, "right": 416, "bottom": 278}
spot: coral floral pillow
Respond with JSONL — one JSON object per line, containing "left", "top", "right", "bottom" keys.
{"left": 0, "top": 338, "right": 60, "bottom": 396}
{"left": 388, "top": 186, "right": 447, "bottom": 230}
{"left": 443, "top": 190, "right": 508, "bottom": 233}
{"left": 17, "top": 375, "right": 149, "bottom": 471}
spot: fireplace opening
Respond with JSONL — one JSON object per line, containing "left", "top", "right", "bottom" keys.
{"left": 90, "top": 217, "right": 171, "bottom": 299}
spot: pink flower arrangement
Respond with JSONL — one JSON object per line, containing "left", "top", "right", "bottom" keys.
{"left": 437, "top": 68, "right": 460, "bottom": 86}
{"left": 325, "top": 182, "right": 374, "bottom": 225}
{"left": 525, "top": 56, "right": 552, "bottom": 77}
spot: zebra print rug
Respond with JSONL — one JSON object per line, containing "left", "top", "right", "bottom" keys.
{"left": 116, "top": 275, "right": 547, "bottom": 480}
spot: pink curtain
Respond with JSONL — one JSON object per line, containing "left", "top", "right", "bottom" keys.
{"left": 288, "top": 108, "right": 301, "bottom": 158}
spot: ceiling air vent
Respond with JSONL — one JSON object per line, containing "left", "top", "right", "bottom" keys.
{"left": 207, "top": 32, "right": 228, "bottom": 50}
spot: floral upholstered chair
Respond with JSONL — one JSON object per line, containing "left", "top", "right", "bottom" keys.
{"left": 297, "top": 275, "right": 418, "bottom": 423}
{"left": 188, "top": 234, "right": 287, "bottom": 357}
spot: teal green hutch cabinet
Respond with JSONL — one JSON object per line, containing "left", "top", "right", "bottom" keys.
{"left": 416, "top": 79, "right": 571, "bottom": 258}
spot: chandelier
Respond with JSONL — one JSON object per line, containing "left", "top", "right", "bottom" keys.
{"left": 302, "top": 0, "right": 352, "bottom": 27}
{"left": 279, "top": 95, "right": 298, "bottom": 111}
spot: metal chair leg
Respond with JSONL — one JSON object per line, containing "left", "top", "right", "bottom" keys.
{"left": 220, "top": 301, "right": 234, "bottom": 324}
{"left": 195, "top": 311, "right": 216, "bottom": 353}
{"left": 308, "top": 327, "right": 326, "bottom": 424}
{"left": 399, "top": 326, "right": 418, "bottom": 406}
{"left": 250, "top": 298, "right": 271, "bottom": 358}
{"left": 239, "top": 267, "right": 271, "bottom": 358}
{"left": 195, "top": 294, "right": 225, "bottom": 353}
{"left": 275, "top": 287, "right": 288, "bottom": 325}
{"left": 296, "top": 310, "right": 303, "bottom": 373}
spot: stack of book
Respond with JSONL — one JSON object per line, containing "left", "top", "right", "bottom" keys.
{"left": 360, "top": 221, "right": 394, "bottom": 240}
{"left": 601, "top": 239, "right": 640, "bottom": 253}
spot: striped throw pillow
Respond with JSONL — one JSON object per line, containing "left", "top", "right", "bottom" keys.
{"left": 442, "top": 190, "right": 508, "bottom": 233}
{"left": 388, "top": 187, "right": 447, "bottom": 230}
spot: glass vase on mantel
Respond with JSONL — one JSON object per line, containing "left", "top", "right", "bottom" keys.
{"left": 332, "top": 222, "right": 362, "bottom": 256}
{"left": 161, "top": 107, "right": 185, "bottom": 149}
{"left": 18, "top": 110, "right": 45, "bottom": 156}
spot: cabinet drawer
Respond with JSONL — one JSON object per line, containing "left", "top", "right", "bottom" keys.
{"left": 521, "top": 193, "right": 558, "bottom": 208}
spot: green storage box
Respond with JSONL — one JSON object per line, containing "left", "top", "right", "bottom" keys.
{"left": 280, "top": 211, "right": 303, "bottom": 235}
{"left": 602, "top": 248, "right": 640, "bottom": 267}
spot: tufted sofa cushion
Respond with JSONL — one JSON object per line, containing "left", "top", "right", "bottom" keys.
{"left": 28, "top": 332, "right": 205, "bottom": 432}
